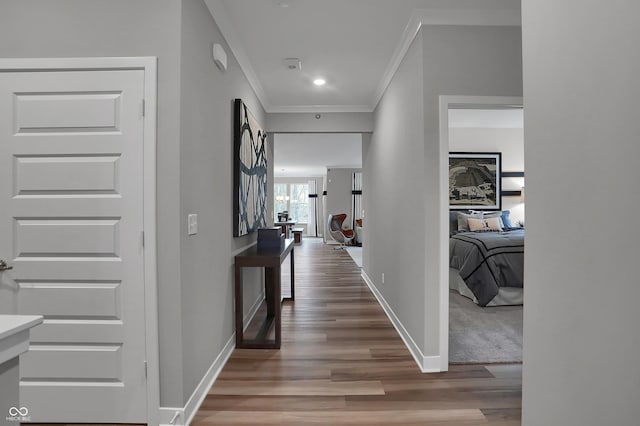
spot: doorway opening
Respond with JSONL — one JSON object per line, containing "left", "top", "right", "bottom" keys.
{"left": 272, "top": 133, "right": 363, "bottom": 250}
{"left": 438, "top": 96, "right": 524, "bottom": 370}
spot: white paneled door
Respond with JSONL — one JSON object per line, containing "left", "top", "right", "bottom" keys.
{"left": 0, "top": 68, "right": 147, "bottom": 422}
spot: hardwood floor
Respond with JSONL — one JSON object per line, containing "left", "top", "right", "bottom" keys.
{"left": 194, "top": 238, "right": 522, "bottom": 425}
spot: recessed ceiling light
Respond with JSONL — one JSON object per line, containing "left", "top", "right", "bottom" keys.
{"left": 313, "top": 78, "right": 326, "bottom": 86}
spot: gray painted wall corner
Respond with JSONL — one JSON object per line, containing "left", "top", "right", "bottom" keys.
{"left": 178, "top": 0, "right": 268, "bottom": 406}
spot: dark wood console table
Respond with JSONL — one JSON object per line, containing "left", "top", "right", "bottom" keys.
{"left": 274, "top": 221, "right": 295, "bottom": 238}
{"left": 234, "top": 238, "right": 295, "bottom": 349}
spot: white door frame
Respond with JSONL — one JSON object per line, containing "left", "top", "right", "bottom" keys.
{"left": 0, "top": 57, "right": 160, "bottom": 424}
{"left": 438, "top": 95, "right": 523, "bottom": 371}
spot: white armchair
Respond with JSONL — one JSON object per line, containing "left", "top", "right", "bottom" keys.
{"left": 327, "top": 213, "right": 354, "bottom": 249}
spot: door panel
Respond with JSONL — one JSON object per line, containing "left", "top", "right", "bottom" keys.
{"left": 0, "top": 69, "right": 146, "bottom": 422}
{"left": 14, "top": 155, "right": 120, "bottom": 194}
{"left": 14, "top": 92, "right": 122, "bottom": 132}
{"left": 18, "top": 281, "right": 121, "bottom": 318}
{"left": 21, "top": 343, "right": 123, "bottom": 381}
{"left": 15, "top": 218, "right": 121, "bottom": 257}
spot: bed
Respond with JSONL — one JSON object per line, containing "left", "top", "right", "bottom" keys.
{"left": 449, "top": 211, "right": 524, "bottom": 306}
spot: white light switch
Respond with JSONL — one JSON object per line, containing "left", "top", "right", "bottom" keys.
{"left": 188, "top": 214, "right": 198, "bottom": 235}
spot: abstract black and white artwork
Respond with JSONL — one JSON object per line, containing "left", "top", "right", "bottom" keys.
{"left": 449, "top": 152, "right": 501, "bottom": 210}
{"left": 233, "top": 99, "right": 268, "bottom": 237}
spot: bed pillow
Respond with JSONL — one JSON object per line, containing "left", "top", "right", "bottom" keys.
{"left": 450, "top": 210, "right": 471, "bottom": 234}
{"left": 463, "top": 211, "right": 498, "bottom": 226}
{"left": 449, "top": 211, "right": 460, "bottom": 234}
{"left": 468, "top": 216, "right": 504, "bottom": 232}
{"left": 470, "top": 210, "right": 507, "bottom": 227}
{"left": 501, "top": 210, "right": 513, "bottom": 228}
{"left": 457, "top": 211, "right": 483, "bottom": 231}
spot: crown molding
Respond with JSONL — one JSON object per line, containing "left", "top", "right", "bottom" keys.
{"left": 204, "top": 0, "right": 270, "bottom": 111}
{"left": 206, "top": 1, "right": 521, "bottom": 114}
{"left": 372, "top": 7, "right": 522, "bottom": 110}
{"left": 206, "top": 0, "right": 368, "bottom": 114}
{"left": 371, "top": 10, "right": 424, "bottom": 112}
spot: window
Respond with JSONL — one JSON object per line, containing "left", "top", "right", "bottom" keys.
{"left": 274, "top": 183, "right": 309, "bottom": 223}
{"left": 274, "top": 183, "right": 287, "bottom": 218}
{"left": 289, "top": 183, "right": 309, "bottom": 223}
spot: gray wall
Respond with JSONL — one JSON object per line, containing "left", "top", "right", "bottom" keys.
{"left": 449, "top": 127, "right": 524, "bottom": 171}
{"left": 364, "top": 32, "right": 426, "bottom": 349}
{"left": 422, "top": 25, "right": 522, "bottom": 354}
{"left": 521, "top": 1, "right": 640, "bottom": 424}
{"left": 326, "top": 168, "right": 360, "bottom": 231}
{"left": 179, "top": 0, "right": 267, "bottom": 404}
{"left": 361, "top": 132, "right": 372, "bottom": 248}
{"left": 0, "top": 0, "right": 185, "bottom": 406}
{"left": 267, "top": 112, "right": 374, "bottom": 133}
{"left": 364, "top": 25, "right": 522, "bottom": 359}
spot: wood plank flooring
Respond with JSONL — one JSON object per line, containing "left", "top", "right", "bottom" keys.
{"left": 194, "top": 238, "right": 522, "bottom": 425}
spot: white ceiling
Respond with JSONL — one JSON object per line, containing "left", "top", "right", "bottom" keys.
{"left": 205, "top": 0, "right": 521, "bottom": 113}
{"left": 205, "top": 1, "right": 521, "bottom": 177}
{"left": 274, "top": 133, "right": 362, "bottom": 177}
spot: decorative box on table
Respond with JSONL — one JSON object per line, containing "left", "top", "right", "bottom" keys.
{"left": 257, "top": 227, "right": 285, "bottom": 251}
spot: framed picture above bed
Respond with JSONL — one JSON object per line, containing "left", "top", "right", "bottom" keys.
{"left": 449, "top": 152, "right": 501, "bottom": 210}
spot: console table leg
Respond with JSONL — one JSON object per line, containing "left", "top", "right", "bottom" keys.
{"left": 274, "top": 265, "right": 281, "bottom": 348}
{"left": 235, "top": 265, "right": 243, "bottom": 347}
{"left": 266, "top": 267, "right": 276, "bottom": 317}
{"left": 290, "top": 248, "right": 295, "bottom": 301}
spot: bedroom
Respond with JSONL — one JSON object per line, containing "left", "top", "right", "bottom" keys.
{"left": 446, "top": 107, "right": 525, "bottom": 364}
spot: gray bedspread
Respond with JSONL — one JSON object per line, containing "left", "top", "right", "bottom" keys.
{"left": 449, "top": 229, "right": 524, "bottom": 306}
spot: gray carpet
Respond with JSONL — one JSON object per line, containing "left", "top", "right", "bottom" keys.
{"left": 449, "top": 290, "right": 523, "bottom": 364}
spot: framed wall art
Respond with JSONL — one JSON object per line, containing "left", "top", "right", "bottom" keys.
{"left": 233, "top": 99, "right": 268, "bottom": 237}
{"left": 449, "top": 152, "right": 501, "bottom": 210}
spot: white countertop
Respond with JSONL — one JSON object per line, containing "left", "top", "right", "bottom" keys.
{"left": 0, "top": 315, "right": 43, "bottom": 341}
{"left": 0, "top": 315, "right": 43, "bottom": 365}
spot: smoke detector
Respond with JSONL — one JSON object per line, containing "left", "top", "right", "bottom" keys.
{"left": 283, "top": 58, "right": 302, "bottom": 71}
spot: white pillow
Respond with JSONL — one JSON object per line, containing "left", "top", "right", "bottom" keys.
{"left": 470, "top": 210, "right": 504, "bottom": 227}
{"left": 468, "top": 216, "right": 503, "bottom": 232}
{"left": 458, "top": 211, "right": 503, "bottom": 230}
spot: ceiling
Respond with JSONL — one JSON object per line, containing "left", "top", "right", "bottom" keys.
{"left": 274, "top": 133, "right": 362, "bottom": 177}
{"left": 204, "top": 1, "right": 521, "bottom": 177}
{"left": 205, "top": 0, "right": 521, "bottom": 113}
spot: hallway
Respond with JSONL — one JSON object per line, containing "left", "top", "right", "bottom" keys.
{"left": 194, "top": 238, "right": 521, "bottom": 425}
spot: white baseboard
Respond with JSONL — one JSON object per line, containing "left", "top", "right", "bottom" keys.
{"left": 360, "top": 270, "right": 442, "bottom": 373}
{"left": 158, "top": 294, "right": 264, "bottom": 425}
{"left": 158, "top": 407, "right": 184, "bottom": 426}
{"left": 157, "top": 334, "right": 234, "bottom": 426}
